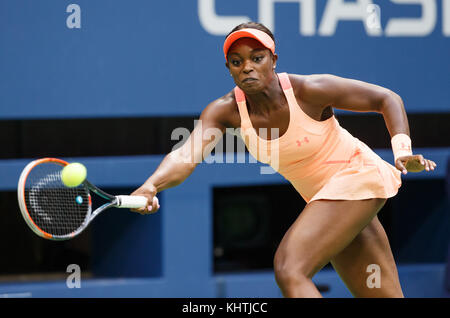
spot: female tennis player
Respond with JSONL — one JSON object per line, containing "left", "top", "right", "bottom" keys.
{"left": 130, "top": 22, "right": 436, "bottom": 297}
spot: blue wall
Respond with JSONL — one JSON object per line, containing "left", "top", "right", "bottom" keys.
{"left": 0, "top": 0, "right": 449, "bottom": 297}
{"left": 1, "top": 0, "right": 449, "bottom": 119}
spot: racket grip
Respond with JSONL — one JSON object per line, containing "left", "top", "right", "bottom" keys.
{"left": 115, "top": 195, "right": 149, "bottom": 209}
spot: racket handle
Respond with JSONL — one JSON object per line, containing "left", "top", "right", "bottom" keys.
{"left": 115, "top": 195, "right": 149, "bottom": 209}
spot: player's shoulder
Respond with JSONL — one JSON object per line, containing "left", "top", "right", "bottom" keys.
{"left": 201, "top": 89, "right": 240, "bottom": 128}
{"left": 288, "top": 73, "right": 336, "bottom": 90}
{"left": 204, "top": 90, "right": 237, "bottom": 115}
{"left": 288, "top": 73, "right": 337, "bottom": 100}
{"left": 213, "top": 89, "right": 237, "bottom": 108}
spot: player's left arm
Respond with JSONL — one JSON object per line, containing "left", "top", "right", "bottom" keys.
{"left": 296, "top": 74, "right": 436, "bottom": 174}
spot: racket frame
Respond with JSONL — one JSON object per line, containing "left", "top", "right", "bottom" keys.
{"left": 17, "top": 158, "right": 146, "bottom": 241}
{"left": 17, "top": 158, "right": 86, "bottom": 240}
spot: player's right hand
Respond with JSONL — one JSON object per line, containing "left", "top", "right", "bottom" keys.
{"left": 129, "top": 183, "right": 160, "bottom": 215}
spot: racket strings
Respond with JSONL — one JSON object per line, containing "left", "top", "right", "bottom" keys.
{"left": 24, "top": 163, "right": 90, "bottom": 236}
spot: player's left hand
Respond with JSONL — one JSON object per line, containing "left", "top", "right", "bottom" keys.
{"left": 395, "top": 154, "right": 436, "bottom": 175}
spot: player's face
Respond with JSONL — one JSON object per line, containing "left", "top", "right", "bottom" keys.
{"left": 226, "top": 38, "right": 277, "bottom": 93}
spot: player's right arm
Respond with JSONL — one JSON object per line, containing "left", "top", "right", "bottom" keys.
{"left": 130, "top": 92, "right": 237, "bottom": 214}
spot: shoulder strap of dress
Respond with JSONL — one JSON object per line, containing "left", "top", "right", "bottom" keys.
{"left": 278, "top": 72, "right": 292, "bottom": 90}
{"left": 233, "top": 86, "right": 252, "bottom": 128}
{"left": 234, "top": 86, "right": 246, "bottom": 103}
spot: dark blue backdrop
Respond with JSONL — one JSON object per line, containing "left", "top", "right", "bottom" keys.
{"left": 1, "top": 0, "right": 449, "bottom": 119}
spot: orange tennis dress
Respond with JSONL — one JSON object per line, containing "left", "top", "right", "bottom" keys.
{"left": 235, "top": 72, "right": 402, "bottom": 203}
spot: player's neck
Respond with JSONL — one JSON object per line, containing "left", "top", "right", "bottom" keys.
{"left": 245, "top": 74, "right": 285, "bottom": 115}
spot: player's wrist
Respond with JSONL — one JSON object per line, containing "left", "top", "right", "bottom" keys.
{"left": 143, "top": 180, "right": 158, "bottom": 195}
{"left": 391, "top": 133, "right": 412, "bottom": 162}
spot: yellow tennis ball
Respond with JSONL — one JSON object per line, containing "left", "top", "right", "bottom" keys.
{"left": 405, "top": 159, "right": 425, "bottom": 173}
{"left": 61, "top": 163, "right": 87, "bottom": 187}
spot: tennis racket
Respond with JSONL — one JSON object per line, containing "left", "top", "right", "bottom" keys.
{"left": 17, "top": 157, "right": 154, "bottom": 241}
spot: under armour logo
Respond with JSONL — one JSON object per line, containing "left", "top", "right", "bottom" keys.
{"left": 296, "top": 137, "right": 310, "bottom": 147}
